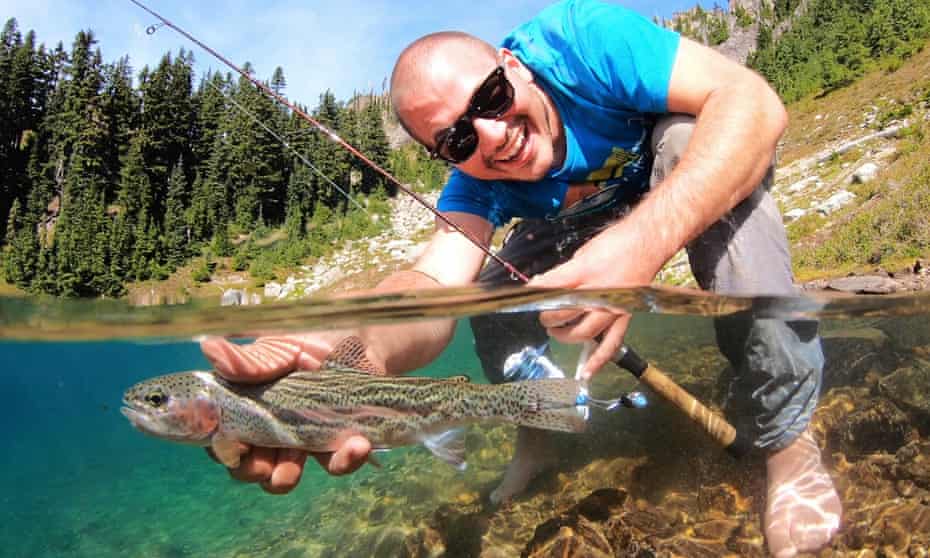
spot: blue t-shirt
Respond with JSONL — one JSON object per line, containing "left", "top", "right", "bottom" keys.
{"left": 436, "top": 0, "right": 680, "bottom": 227}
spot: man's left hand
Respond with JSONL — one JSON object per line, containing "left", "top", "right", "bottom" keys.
{"left": 527, "top": 228, "right": 658, "bottom": 379}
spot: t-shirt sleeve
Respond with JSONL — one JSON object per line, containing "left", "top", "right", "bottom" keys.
{"left": 436, "top": 169, "right": 505, "bottom": 227}
{"left": 505, "top": 0, "right": 680, "bottom": 113}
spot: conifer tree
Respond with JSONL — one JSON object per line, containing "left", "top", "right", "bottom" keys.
{"left": 164, "top": 157, "right": 189, "bottom": 269}
{"left": 360, "top": 97, "right": 391, "bottom": 196}
{"left": 311, "top": 90, "right": 349, "bottom": 211}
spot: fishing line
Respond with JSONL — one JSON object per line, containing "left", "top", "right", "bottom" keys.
{"left": 205, "top": 79, "right": 368, "bottom": 214}
{"left": 128, "top": 2, "right": 751, "bottom": 456}
{"left": 129, "top": 0, "right": 529, "bottom": 283}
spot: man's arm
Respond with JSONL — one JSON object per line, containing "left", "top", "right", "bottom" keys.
{"left": 532, "top": 37, "right": 788, "bottom": 372}
{"left": 357, "top": 211, "right": 494, "bottom": 374}
{"left": 608, "top": 36, "right": 788, "bottom": 275}
{"left": 202, "top": 211, "right": 493, "bottom": 381}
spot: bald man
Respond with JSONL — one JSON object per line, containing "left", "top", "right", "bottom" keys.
{"left": 202, "top": 1, "right": 840, "bottom": 555}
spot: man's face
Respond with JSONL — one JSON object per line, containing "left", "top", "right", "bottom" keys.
{"left": 398, "top": 49, "right": 563, "bottom": 182}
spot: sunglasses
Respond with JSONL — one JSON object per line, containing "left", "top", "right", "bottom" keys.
{"left": 429, "top": 66, "right": 515, "bottom": 164}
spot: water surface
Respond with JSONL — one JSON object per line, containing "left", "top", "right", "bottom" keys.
{"left": 1, "top": 286, "right": 929, "bottom": 556}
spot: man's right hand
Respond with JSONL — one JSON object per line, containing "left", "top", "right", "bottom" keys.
{"left": 200, "top": 334, "right": 374, "bottom": 494}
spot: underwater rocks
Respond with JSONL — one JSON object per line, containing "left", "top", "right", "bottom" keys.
{"left": 878, "top": 359, "right": 930, "bottom": 427}
{"left": 518, "top": 486, "right": 766, "bottom": 557}
{"left": 821, "top": 327, "right": 896, "bottom": 391}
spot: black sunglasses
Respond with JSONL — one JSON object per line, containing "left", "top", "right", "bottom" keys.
{"left": 429, "top": 66, "right": 515, "bottom": 164}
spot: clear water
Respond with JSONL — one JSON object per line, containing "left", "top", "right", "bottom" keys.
{"left": 1, "top": 286, "right": 929, "bottom": 556}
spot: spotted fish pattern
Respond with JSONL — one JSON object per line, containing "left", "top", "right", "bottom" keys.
{"left": 121, "top": 365, "right": 587, "bottom": 469}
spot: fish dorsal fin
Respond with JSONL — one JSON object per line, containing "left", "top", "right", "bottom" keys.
{"left": 323, "top": 335, "right": 384, "bottom": 375}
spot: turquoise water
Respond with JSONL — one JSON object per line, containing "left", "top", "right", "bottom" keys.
{"left": 2, "top": 288, "right": 930, "bottom": 556}
{"left": 0, "top": 322, "right": 485, "bottom": 557}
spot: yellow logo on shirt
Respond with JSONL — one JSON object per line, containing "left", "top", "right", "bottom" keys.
{"left": 585, "top": 147, "right": 638, "bottom": 182}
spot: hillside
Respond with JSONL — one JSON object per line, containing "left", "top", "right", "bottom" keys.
{"left": 210, "top": 48, "right": 926, "bottom": 307}
{"left": 2, "top": 1, "right": 929, "bottom": 304}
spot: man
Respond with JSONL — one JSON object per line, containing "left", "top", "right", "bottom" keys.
{"left": 201, "top": 1, "right": 841, "bottom": 555}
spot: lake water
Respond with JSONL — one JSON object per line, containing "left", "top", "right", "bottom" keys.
{"left": 1, "top": 286, "right": 929, "bottom": 556}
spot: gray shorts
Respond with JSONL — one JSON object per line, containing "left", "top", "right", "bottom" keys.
{"left": 470, "top": 115, "right": 823, "bottom": 452}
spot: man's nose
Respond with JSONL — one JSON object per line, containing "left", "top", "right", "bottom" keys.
{"left": 472, "top": 117, "right": 508, "bottom": 152}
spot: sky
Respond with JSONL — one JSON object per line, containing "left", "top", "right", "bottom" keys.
{"left": 0, "top": 0, "right": 707, "bottom": 105}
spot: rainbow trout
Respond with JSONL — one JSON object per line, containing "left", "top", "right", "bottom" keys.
{"left": 121, "top": 366, "right": 589, "bottom": 470}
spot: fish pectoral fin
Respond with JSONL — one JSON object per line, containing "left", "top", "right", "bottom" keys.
{"left": 211, "top": 432, "right": 248, "bottom": 469}
{"left": 423, "top": 428, "right": 468, "bottom": 472}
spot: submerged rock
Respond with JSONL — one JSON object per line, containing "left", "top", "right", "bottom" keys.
{"left": 878, "top": 360, "right": 930, "bottom": 425}
{"left": 821, "top": 327, "right": 894, "bottom": 390}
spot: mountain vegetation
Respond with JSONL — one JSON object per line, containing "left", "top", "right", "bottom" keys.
{"left": 2, "top": 0, "right": 929, "bottom": 299}
{"left": 0, "top": 20, "right": 445, "bottom": 297}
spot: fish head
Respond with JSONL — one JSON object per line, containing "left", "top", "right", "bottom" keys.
{"left": 121, "top": 371, "right": 221, "bottom": 444}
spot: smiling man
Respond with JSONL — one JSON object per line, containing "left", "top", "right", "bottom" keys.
{"left": 201, "top": 1, "right": 841, "bottom": 555}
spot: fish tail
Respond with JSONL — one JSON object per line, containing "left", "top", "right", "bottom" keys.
{"left": 499, "top": 379, "right": 588, "bottom": 433}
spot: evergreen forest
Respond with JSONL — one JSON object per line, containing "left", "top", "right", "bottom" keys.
{"left": 747, "top": 0, "right": 930, "bottom": 103}
{"left": 0, "top": 20, "right": 445, "bottom": 297}
{"left": 2, "top": 0, "right": 930, "bottom": 298}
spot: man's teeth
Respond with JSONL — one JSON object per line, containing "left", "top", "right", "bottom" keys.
{"left": 502, "top": 127, "right": 526, "bottom": 162}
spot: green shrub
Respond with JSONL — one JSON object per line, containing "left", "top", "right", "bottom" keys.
{"left": 192, "top": 258, "right": 213, "bottom": 283}
{"left": 249, "top": 253, "right": 277, "bottom": 282}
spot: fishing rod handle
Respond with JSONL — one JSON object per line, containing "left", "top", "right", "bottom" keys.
{"left": 615, "top": 345, "right": 752, "bottom": 458}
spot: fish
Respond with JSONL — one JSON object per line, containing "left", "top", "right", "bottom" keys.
{"left": 121, "top": 365, "right": 589, "bottom": 471}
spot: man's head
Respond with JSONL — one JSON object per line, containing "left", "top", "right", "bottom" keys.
{"left": 391, "top": 31, "right": 563, "bottom": 182}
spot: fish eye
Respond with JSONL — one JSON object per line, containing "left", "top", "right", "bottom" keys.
{"left": 145, "top": 390, "right": 167, "bottom": 407}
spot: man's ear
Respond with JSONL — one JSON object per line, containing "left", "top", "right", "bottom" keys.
{"left": 499, "top": 48, "right": 533, "bottom": 82}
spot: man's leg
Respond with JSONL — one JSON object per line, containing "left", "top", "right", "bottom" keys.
{"left": 470, "top": 216, "right": 616, "bottom": 504}
{"left": 651, "top": 114, "right": 841, "bottom": 557}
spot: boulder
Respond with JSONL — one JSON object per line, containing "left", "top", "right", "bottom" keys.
{"left": 851, "top": 162, "right": 880, "bottom": 184}
{"left": 826, "top": 275, "right": 903, "bottom": 294}
{"left": 815, "top": 190, "right": 855, "bottom": 215}
{"left": 220, "top": 289, "right": 245, "bottom": 306}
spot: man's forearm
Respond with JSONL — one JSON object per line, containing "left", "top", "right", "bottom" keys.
{"left": 355, "top": 269, "right": 457, "bottom": 374}
{"left": 605, "top": 73, "right": 787, "bottom": 279}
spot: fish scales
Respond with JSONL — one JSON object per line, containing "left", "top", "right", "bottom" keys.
{"left": 121, "top": 366, "right": 589, "bottom": 468}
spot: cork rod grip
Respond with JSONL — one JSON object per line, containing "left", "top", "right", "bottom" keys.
{"left": 615, "top": 345, "right": 751, "bottom": 458}
{"left": 638, "top": 365, "right": 737, "bottom": 447}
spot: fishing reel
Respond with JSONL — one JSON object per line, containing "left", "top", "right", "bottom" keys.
{"left": 502, "top": 343, "right": 647, "bottom": 411}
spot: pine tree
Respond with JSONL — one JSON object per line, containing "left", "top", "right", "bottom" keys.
{"left": 164, "top": 157, "right": 189, "bottom": 268}
{"left": 191, "top": 72, "right": 228, "bottom": 175}
{"left": 311, "top": 90, "right": 349, "bottom": 211}
{"left": 100, "top": 56, "right": 137, "bottom": 195}
{"left": 360, "top": 96, "right": 391, "bottom": 196}
{"left": 270, "top": 66, "right": 287, "bottom": 96}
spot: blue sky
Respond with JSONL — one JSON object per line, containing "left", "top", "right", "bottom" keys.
{"left": 1, "top": 0, "right": 707, "bottom": 105}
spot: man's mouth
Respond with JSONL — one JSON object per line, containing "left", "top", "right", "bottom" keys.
{"left": 495, "top": 121, "right": 529, "bottom": 165}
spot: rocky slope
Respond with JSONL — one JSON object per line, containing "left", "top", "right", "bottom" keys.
{"left": 220, "top": 22, "right": 930, "bottom": 306}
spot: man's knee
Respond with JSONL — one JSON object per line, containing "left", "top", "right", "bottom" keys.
{"left": 650, "top": 114, "right": 695, "bottom": 185}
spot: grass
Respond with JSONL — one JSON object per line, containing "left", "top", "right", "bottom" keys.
{"left": 779, "top": 46, "right": 930, "bottom": 167}
{"left": 792, "top": 123, "right": 930, "bottom": 277}
{"left": 0, "top": 279, "right": 26, "bottom": 297}
{"left": 779, "top": 43, "right": 930, "bottom": 281}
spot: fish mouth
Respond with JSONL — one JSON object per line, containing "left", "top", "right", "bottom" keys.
{"left": 120, "top": 401, "right": 154, "bottom": 430}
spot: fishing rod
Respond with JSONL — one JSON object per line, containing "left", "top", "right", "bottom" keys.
{"left": 131, "top": 0, "right": 527, "bottom": 282}
{"left": 130, "top": 0, "right": 749, "bottom": 457}
{"left": 205, "top": 79, "right": 368, "bottom": 214}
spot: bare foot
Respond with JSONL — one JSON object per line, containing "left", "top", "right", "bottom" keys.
{"left": 764, "top": 429, "right": 842, "bottom": 557}
{"left": 490, "top": 427, "right": 560, "bottom": 505}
